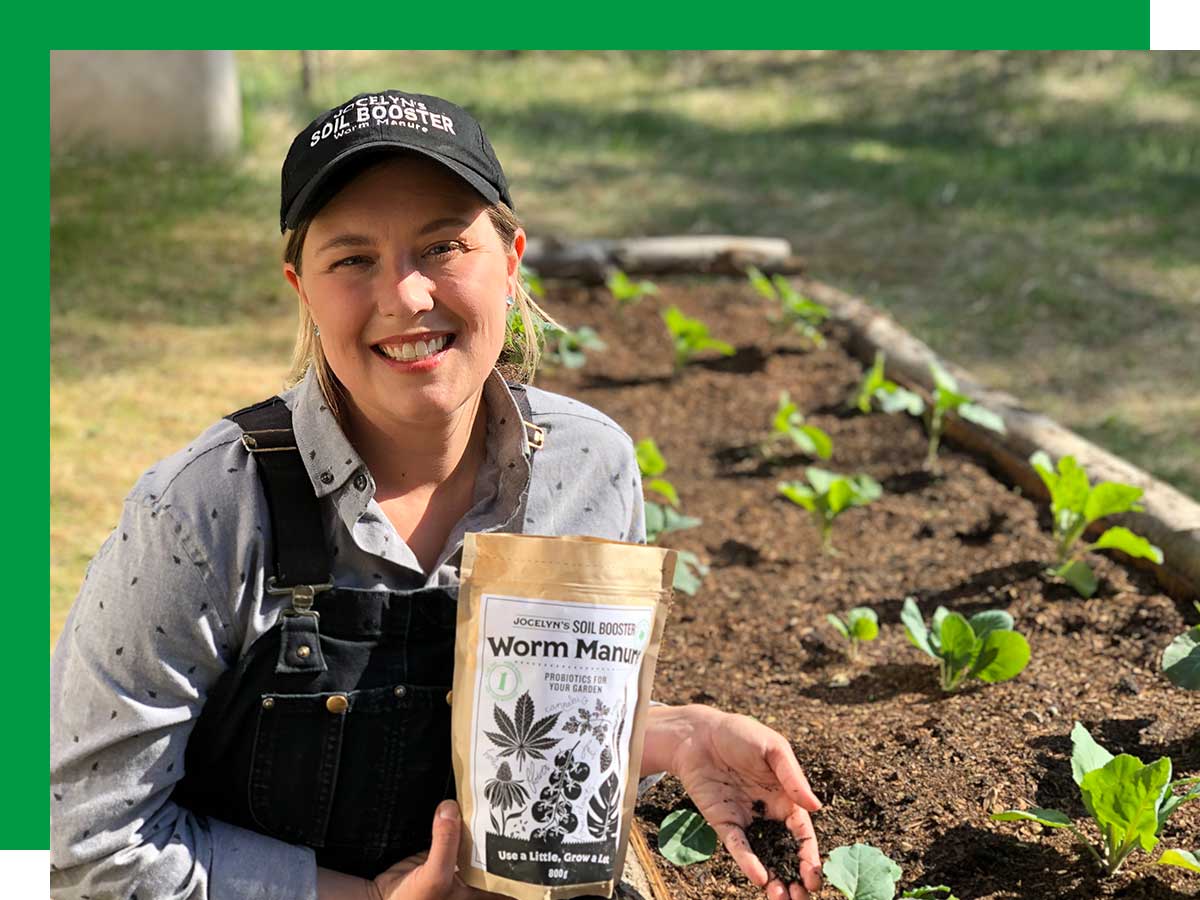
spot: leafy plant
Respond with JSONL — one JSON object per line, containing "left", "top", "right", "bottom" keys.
{"left": 606, "top": 268, "right": 659, "bottom": 310}
{"left": 542, "top": 322, "right": 607, "bottom": 370}
{"left": 901, "top": 597, "right": 1030, "bottom": 692}
{"left": 484, "top": 762, "right": 530, "bottom": 836}
{"left": 530, "top": 746, "right": 591, "bottom": 844}
{"left": 1030, "top": 451, "right": 1165, "bottom": 598}
{"left": 657, "top": 809, "right": 717, "bottom": 866}
{"left": 746, "top": 266, "right": 829, "bottom": 347}
{"left": 924, "top": 360, "right": 1005, "bottom": 469}
{"left": 485, "top": 691, "right": 562, "bottom": 771}
{"left": 635, "top": 438, "right": 708, "bottom": 595}
{"left": 562, "top": 698, "right": 613, "bottom": 747}
{"left": 777, "top": 467, "right": 882, "bottom": 554}
{"left": 1159, "top": 848, "right": 1200, "bottom": 873}
{"left": 992, "top": 722, "right": 1200, "bottom": 876}
{"left": 520, "top": 263, "right": 546, "bottom": 300}
{"left": 1162, "top": 619, "right": 1200, "bottom": 690}
{"left": 760, "top": 391, "right": 832, "bottom": 460}
{"left": 662, "top": 305, "right": 734, "bottom": 372}
{"left": 853, "top": 352, "right": 926, "bottom": 416}
{"left": 824, "top": 843, "right": 958, "bottom": 900}
{"left": 827, "top": 607, "right": 880, "bottom": 661}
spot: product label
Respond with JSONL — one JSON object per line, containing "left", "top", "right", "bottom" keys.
{"left": 468, "top": 592, "right": 654, "bottom": 886}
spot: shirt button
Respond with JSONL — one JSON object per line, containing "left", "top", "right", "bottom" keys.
{"left": 394, "top": 685, "right": 408, "bottom": 699}
{"left": 353, "top": 473, "right": 368, "bottom": 491}
{"left": 320, "top": 472, "right": 334, "bottom": 485}
{"left": 326, "top": 694, "right": 349, "bottom": 714}
{"left": 262, "top": 697, "right": 275, "bottom": 709}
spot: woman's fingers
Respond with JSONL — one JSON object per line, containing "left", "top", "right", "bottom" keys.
{"left": 712, "top": 822, "right": 769, "bottom": 887}
{"left": 763, "top": 738, "right": 822, "bottom": 813}
{"left": 785, "top": 806, "right": 822, "bottom": 892}
{"left": 423, "top": 800, "right": 463, "bottom": 891}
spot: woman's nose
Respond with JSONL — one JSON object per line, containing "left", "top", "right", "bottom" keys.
{"left": 379, "top": 265, "right": 435, "bottom": 316}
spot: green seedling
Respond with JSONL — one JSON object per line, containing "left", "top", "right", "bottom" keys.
{"left": 853, "top": 352, "right": 926, "bottom": 416}
{"left": 635, "top": 438, "right": 708, "bottom": 596}
{"left": 1159, "top": 849, "right": 1200, "bottom": 874}
{"left": 992, "top": 722, "right": 1200, "bottom": 877}
{"left": 606, "top": 268, "right": 659, "bottom": 310}
{"left": 657, "top": 809, "right": 717, "bottom": 866}
{"left": 901, "top": 597, "right": 1030, "bottom": 692}
{"left": 746, "top": 266, "right": 829, "bottom": 347}
{"left": 519, "top": 263, "right": 546, "bottom": 300}
{"left": 542, "top": 322, "right": 606, "bottom": 370}
{"left": 777, "top": 467, "right": 882, "bottom": 554}
{"left": 1162, "top": 622, "right": 1200, "bottom": 691}
{"left": 924, "top": 360, "right": 1005, "bottom": 469}
{"left": 1030, "top": 451, "right": 1164, "bottom": 598}
{"left": 760, "top": 391, "right": 832, "bottom": 460}
{"left": 825, "top": 843, "right": 959, "bottom": 900}
{"left": 826, "top": 607, "right": 879, "bottom": 661}
{"left": 662, "top": 305, "right": 734, "bottom": 372}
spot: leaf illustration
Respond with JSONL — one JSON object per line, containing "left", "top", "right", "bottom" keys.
{"left": 588, "top": 771, "right": 621, "bottom": 839}
{"left": 485, "top": 691, "right": 562, "bottom": 770}
{"left": 600, "top": 747, "right": 613, "bottom": 773}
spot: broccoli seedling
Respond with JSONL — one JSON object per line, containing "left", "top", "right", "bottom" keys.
{"left": 606, "top": 268, "right": 659, "bottom": 311}
{"left": 661, "top": 305, "right": 734, "bottom": 373}
{"left": 777, "top": 467, "right": 882, "bottom": 554}
{"left": 853, "top": 352, "right": 926, "bottom": 416}
{"left": 657, "top": 809, "right": 717, "bottom": 866}
{"left": 519, "top": 263, "right": 546, "bottom": 300}
{"left": 924, "top": 360, "right": 1005, "bottom": 469}
{"left": 635, "top": 438, "right": 708, "bottom": 596}
{"left": 992, "top": 722, "right": 1200, "bottom": 877}
{"left": 826, "top": 607, "right": 879, "bottom": 661}
{"left": 759, "top": 391, "right": 832, "bottom": 461}
{"left": 1159, "top": 848, "right": 1200, "bottom": 874}
{"left": 1162, "top": 618, "right": 1200, "bottom": 690}
{"left": 745, "top": 266, "right": 829, "bottom": 347}
{"left": 1029, "top": 451, "right": 1164, "bottom": 598}
{"left": 901, "top": 597, "right": 1030, "bottom": 692}
{"left": 824, "top": 843, "right": 958, "bottom": 900}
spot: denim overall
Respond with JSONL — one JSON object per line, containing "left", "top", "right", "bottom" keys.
{"left": 171, "top": 387, "right": 543, "bottom": 879}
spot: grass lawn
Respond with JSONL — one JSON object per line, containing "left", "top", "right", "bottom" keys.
{"left": 50, "top": 50, "right": 1200, "bottom": 645}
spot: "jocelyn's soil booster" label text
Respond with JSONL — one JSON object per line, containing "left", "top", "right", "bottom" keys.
{"left": 467, "top": 593, "right": 654, "bottom": 887}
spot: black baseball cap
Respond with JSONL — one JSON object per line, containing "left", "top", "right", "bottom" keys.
{"left": 280, "top": 90, "right": 513, "bottom": 233}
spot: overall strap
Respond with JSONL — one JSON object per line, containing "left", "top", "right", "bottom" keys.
{"left": 226, "top": 397, "right": 333, "bottom": 674}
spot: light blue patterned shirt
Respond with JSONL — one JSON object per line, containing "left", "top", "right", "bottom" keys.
{"left": 50, "top": 366, "right": 646, "bottom": 899}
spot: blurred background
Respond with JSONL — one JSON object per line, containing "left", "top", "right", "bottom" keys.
{"left": 50, "top": 50, "right": 1200, "bottom": 644}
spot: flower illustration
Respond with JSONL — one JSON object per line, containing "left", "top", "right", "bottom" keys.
{"left": 484, "top": 762, "right": 530, "bottom": 836}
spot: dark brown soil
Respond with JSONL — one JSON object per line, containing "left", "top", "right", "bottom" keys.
{"left": 532, "top": 278, "right": 1200, "bottom": 900}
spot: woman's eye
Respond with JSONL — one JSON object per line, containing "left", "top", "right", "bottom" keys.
{"left": 330, "top": 254, "right": 371, "bottom": 270}
{"left": 426, "top": 240, "right": 466, "bottom": 258}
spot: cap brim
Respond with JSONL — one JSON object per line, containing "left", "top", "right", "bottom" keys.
{"left": 282, "top": 140, "right": 502, "bottom": 232}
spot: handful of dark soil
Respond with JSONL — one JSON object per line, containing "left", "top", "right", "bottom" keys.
{"left": 746, "top": 801, "right": 800, "bottom": 885}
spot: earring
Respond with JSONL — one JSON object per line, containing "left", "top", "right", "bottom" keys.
{"left": 504, "top": 295, "right": 515, "bottom": 308}
{"left": 313, "top": 324, "right": 321, "bottom": 337}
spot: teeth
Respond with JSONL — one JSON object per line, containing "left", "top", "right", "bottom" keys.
{"left": 379, "top": 335, "right": 448, "bottom": 361}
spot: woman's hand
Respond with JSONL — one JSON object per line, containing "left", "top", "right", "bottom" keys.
{"left": 643, "top": 705, "right": 823, "bottom": 900}
{"left": 368, "top": 801, "right": 510, "bottom": 900}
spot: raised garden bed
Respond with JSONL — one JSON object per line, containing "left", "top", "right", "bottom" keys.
{"left": 531, "top": 275, "right": 1200, "bottom": 900}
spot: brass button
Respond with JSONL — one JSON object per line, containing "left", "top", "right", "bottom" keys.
{"left": 262, "top": 697, "right": 275, "bottom": 710}
{"left": 445, "top": 690, "right": 453, "bottom": 706}
{"left": 296, "top": 645, "right": 311, "bottom": 659}
{"left": 326, "top": 694, "right": 349, "bottom": 714}
{"left": 394, "top": 685, "right": 407, "bottom": 699}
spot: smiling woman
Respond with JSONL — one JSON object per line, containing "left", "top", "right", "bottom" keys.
{"left": 49, "top": 90, "right": 825, "bottom": 900}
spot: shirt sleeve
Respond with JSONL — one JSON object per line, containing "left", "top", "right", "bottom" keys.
{"left": 50, "top": 496, "right": 319, "bottom": 900}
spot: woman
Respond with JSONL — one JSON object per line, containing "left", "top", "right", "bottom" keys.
{"left": 50, "top": 90, "right": 823, "bottom": 900}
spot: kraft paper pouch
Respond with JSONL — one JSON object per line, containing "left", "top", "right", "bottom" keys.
{"left": 452, "top": 532, "right": 677, "bottom": 900}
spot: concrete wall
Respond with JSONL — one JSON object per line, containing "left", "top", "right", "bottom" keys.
{"left": 50, "top": 51, "right": 241, "bottom": 157}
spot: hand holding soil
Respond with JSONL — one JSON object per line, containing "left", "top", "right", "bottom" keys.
{"left": 645, "top": 704, "right": 823, "bottom": 900}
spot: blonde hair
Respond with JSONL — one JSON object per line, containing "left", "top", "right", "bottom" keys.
{"left": 283, "top": 200, "right": 561, "bottom": 423}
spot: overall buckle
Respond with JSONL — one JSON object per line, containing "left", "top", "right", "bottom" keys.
{"left": 266, "top": 577, "right": 333, "bottom": 618}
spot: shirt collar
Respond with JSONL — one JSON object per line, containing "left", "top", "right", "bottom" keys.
{"left": 285, "top": 366, "right": 531, "bottom": 501}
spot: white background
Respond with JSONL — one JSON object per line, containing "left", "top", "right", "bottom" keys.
{"left": 1151, "top": 0, "right": 1200, "bottom": 48}
{"left": 1, "top": 851, "right": 47, "bottom": 897}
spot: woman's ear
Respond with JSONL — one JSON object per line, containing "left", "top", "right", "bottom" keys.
{"left": 507, "top": 227, "right": 527, "bottom": 288}
{"left": 283, "top": 263, "right": 309, "bottom": 312}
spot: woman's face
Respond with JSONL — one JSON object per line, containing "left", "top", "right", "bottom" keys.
{"left": 285, "top": 155, "right": 524, "bottom": 430}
